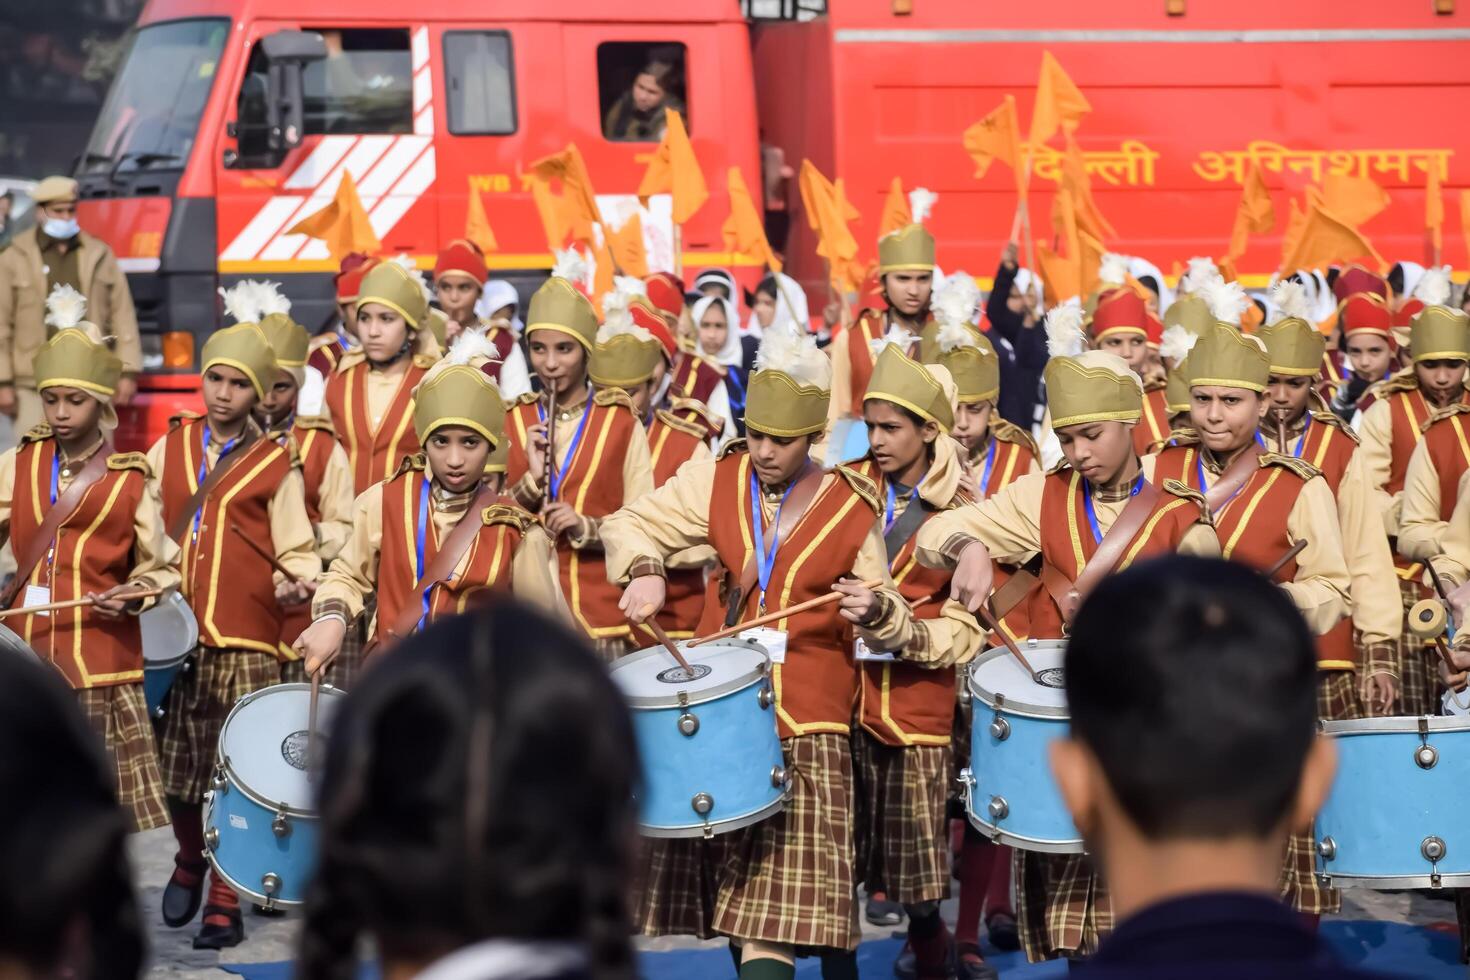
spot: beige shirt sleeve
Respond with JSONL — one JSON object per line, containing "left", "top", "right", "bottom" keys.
{"left": 511, "top": 524, "right": 566, "bottom": 617}
{"left": 126, "top": 474, "right": 182, "bottom": 604}
{"left": 850, "top": 522, "right": 914, "bottom": 653}
{"left": 567, "top": 415, "right": 655, "bottom": 550}
{"left": 313, "top": 440, "right": 356, "bottom": 563}
{"left": 1397, "top": 438, "right": 1445, "bottom": 563}
{"left": 0, "top": 447, "right": 15, "bottom": 545}
{"left": 312, "top": 483, "right": 383, "bottom": 622}
{"left": 1179, "top": 522, "right": 1222, "bottom": 558}
{"left": 1338, "top": 458, "right": 1405, "bottom": 647}
{"left": 827, "top": 326, "right": 852, "bottom": 423}
{"left": 916, "top": 470, "right": 1045, "bottom": 569}
{"left": 1432, "top": 473, "right": 1470, "bottom": 588}
{"left": 268, "top": 467, "right": 322, "bottom": 584}
{"left": 904, "top": 597, "right": 983, "bottom": 669}
{"left": 602, "top": 457, "right": 717, "bottom": 582}
{"left": 144, "top": 433, "right": 169, "bottom": 484}
{"left": 1279, "top": 476, "right": 1353, "bottom": 636}
{"left": 1349, "top": 399, "right": 1401, "bottom": 538}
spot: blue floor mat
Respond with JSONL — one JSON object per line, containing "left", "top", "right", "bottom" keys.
{"left": 218, "top": 918, "right": 1464, "bottom": 979}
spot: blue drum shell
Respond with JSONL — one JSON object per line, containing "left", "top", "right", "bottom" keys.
{"left": 628, "top": 673, "right": 787, "bottom": 837}
{"left": 143, "top": 660, "right": 184, "bottom": 718}
{"left": 204, "top": 778, "right": 319, "bottom": 906}
{"left": 1316, "top": 717, "right": 1470, "bottom": 888}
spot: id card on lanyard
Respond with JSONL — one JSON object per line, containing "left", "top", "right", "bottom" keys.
{"left": 745, "top": 470, "right": 801, "bottom": 661}
{"left": 27, "top": 453, "right": 64, "bottom": 612}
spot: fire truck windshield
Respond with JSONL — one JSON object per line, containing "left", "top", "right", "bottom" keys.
{"left": 81, "top": 19, "right": 229, "bottom": 176}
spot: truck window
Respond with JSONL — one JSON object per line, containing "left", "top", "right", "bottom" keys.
{"left": 231, "top": 28, "right": 413, "bottom": 169}
{"left": 598, "top": 42, "right": 687, "bottom": 142}
{"left": 444, "top": 32, "right": 517, "bottom": 135}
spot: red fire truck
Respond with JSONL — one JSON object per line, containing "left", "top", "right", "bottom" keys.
{"left": 77, "top": 0, "right": 1470, "bottom": 448}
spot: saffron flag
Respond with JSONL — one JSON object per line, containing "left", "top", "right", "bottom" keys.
{"left": 529, "top": 144, "right": 602, "bottom": 241}
{"left": 880, "top": 177, "right": 911, "bottom": 237}
{"left": 606, "top": 212, "right": 649, "bottom": 279}
{"left": 1060, "top": 133, "right": 1115, "bottom": 241}
{"left": 1427, "top": 165, "right": 1445, "bottom": 258}
{"left": 1227, "top": 161, "right": 1275, "bottom": 260}
{"left": 464, "top": 178, "right": 497, "bottom": 254}
{"left": 1279, "top": 202, "right": 1383, "bottom": 276}
{"left": 798, "top": 160, "right": 860, "bottom": 274}
{"left": 287, "top": 171, "right": 380, "bottom": 260}
{"left": 963, "top": 95, "right": 1024, "bottom": 190}
{"left": 1319, "top": 173, "right": 1390, "bottom": 229}
{"left": 637, "top": 108, "right": 708, "bottom": 225}
{"left": 1029, "top": 52, "right": 1091, "bottom": 148}
{"left": 723, "top": 166, "right": 781, "bottom": 273}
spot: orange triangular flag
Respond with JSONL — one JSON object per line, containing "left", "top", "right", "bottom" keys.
{"left": 592, "top": 238, "right": 616, "bottom": 316}
{"left": 1078, "top": 229, "right": 1105, "bottom": 300}
{"left": 1427, "top": 164, "right": 1445, "bottom": 258}
{"left": 723, "top": 167, "right": 781, "bottom": 273}
{"left": 1060, "top": 133, "right": 1115, "bottom": 241}
{"left": 798, "top": 161, "right": 860, "bottom": 274}
{"left": 530, "top": 144, "right": 602, "bottom": 243}
{"left": 637, "top": 108, "right": 709, "bottom": 225}
{"left": 529, "top": 176, "right": 570, "bottom": 249}
{"left": 1320, "top": 173, "right": 1390, "bottom": 229}
{"left": 1279, "top": 202, "right": 1383, "bottom": 276}
{"left": 1029, "top": 52, "right": 1091, "bottom": 148}
{"left": 287, "top": 171, "right": 380, "bottom": 261}
{"left": 963, "top": 95, "right": 1025, "bottom": 192}
{"left": 464, "top": 179, "right": 497, "bottom": 254}
{"left": 1039, "top": 190, "right": 1082, "bottom": 303}
{"left": 880, "top": 177, "right": 911, "bottom": 237}
{"left": 1227, "top": 161, "right": 1275, "bottom": 260}
{"left": 606, "top": 213, "right": 649, "bottom": 279}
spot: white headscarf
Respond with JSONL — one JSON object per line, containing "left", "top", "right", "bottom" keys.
{"left": 1127, "top": 256, "right": 1173, "bottom": 313}
{"left": 691, "top": 294, "right": 743, "bottom": 369}
{"left": 1011, "top": 267, "right": 1044, "bottom": 309}
{"left": 1395, "top": 261, "right": 1427, "bottom": 303}
{"left": 475, "top": 279, "right": 523, "bottom": 335}
{"left": 745, "top": 272, "right": 809, "bottom": 339}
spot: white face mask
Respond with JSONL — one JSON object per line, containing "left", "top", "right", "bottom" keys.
{"left": 43, "top": 217, "right": 80, "bottom": 240}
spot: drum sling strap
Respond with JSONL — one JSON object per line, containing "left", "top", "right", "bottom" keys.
{"left": 1203, "top": 443, "right": 1264, "bottom": 515}
{"left": 381, "top": 482, "right": 501, "bottom": 644}
{"left": 723, "top": 465, "right": 825, "bottom": 628}
{"left": 163, "top": 430, "right": 261, "bottom": 544}
{"left": 1, "top": 444, "right": 112, "bottom": 609}
{"left": 883, "top": 494, "right": 929, "bottom": 563}
{"left": 1039, "top": 478, "right": 1160, "bottom": 626}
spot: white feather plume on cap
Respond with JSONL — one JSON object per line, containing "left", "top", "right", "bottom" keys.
{"left": 1268, "top": 279, "right": 1311, "bottom": 321}
{"left": 1415, "top": 265, "right": 1453, "bottom": 307}
{"left": 257, "top": 281, "right": 292, "bottom": 318}
{"left": 1158, "top": 325, "right": 1200, "bottom": 363}
{"left": 1199, "top": 277, "right": 1250, "bottom": 326}
{"left": 937, "top": 319, "right": 986, "bottom": 355}
{"left": 1180, "top": 257, "right": 1223, "bottom": 295}
{"left": 552, "top": 247, "right": 590, "bottom": 287}
{"left": 868, "top": 323, "right": 914, "bottom": 358}
{"left": 43, "top": 283, "right": 87, "bottom": 331}
{"left": 756, "top": 321, "right": 831, "bottom": 389}
{"left": 600, "top": 276, "right": 646, "bottom": 323}
{"left": 218, "top": 280, "right": 272, "bottom": 325}
{"left": 1099, "top": 252, "right": 1130, "bottom": 289}
{"left": 444, "top": 328, "right": 503, "bottom": 367}
{"left": 932, "top": 271, "right": 980, "bottom": 329}
{"left": 1044, "top": 301, "right": 1088, "bottom": 358}
{"left": 387, "top": 254, "right": 433, "bottom": 302}
{"left": 908, "top": 187, "right": 938, "bottom": 225}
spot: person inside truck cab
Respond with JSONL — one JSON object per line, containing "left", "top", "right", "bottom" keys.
{"left": 0, "top": 176, "right": 141, "bottom": 449}
{"left": 602, "top": 58, "right": 684, "bottom": 141}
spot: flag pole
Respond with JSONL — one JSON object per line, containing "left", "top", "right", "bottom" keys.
{"left": 770, "top": 263, "right": 807, "bottom": 333}
{"left": 673, "top": 223, "right": 684, "bottom": 279}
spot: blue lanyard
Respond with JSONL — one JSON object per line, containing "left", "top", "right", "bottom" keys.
{"left": 1290, "top": 416, "right": 1310, "bottom": 459}
{"left": 1081, "top": 474, "right": 1147, "bottom": 545}
{"left": 191, "top": 425, "right": 240, "bottom": 541}
{"left": 414, "top": 478, "right": 432, "bottom": 630}
{"left": 884, "top": 472, "right": 927, "bottom": 532}
{"left": 1254, "top": 430, "right": 1267, "bottom": 449}
{"left": 1196, "top": 454, "right": 1249, "bottom": 511}
{"left": 749, "top": 469, "right": 800, "bottom": 611}
{"left": 48, "top": 454, "right": 60, "bottom": 506}
{"left": 538, "top": 386, "right": 593, "bottom": 501}
{"left": 976, "top": 439, "right": 998, "bottom": 498}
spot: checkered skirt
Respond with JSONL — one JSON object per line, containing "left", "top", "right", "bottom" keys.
{"left": 1016, "top": 851, "right": 1111, "bottom": 962}
{"left": 280, "top": 612, "right": 366, "bottom": 689}
{"left": 158, "top": 647, "right": 281, "bottom": 803}
{"left": 630, "top": 836, "right": 728, "bottom": 939}
{"left": 77, "top": 683, "right": 169, "bottom": 832}
{"left": 1317, "top": 669, "right": 1362, "bottom": 723}
{"left": 852, "top": 732, "right": 951, "bottom": 905}
{"left": 712, "top": 732, "right": 862, "bottom": 952}
{"left": 1398, "top": 577, "right": 1440, "bottom": 717}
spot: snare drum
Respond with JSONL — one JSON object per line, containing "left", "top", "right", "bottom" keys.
{"left": 1315, "top": 716, "right": 1470, "bottom": 889}
{"left": 141, "top": 591, "right": 198, "bottom": 718}
{"left": 959, "top": 641, "right": 1082, "bottom": 853}
{"left": 203, "top": 682, "right": 343, "bottom": 908}
{"left": 610, "top": 638, "right": 789, "bottom": 838}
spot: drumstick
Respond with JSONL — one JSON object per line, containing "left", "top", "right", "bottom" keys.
{"left": 687, "top": 579, "right": 885, "bottom": 647}
{"left": 1263, "top": 539, "right": 1308, "bottom": 580}
{"left": 636, "top": 606, "right": 694, "bottom": 673}
{"left": 307, "top": 672, "right": 321, "bottom": 781}
{"left": 0, "top": 587, "right": 162, "bottom": 619}
{"left": 1425, "top": 557, "right": 1455, "bottom": 607}
{"left": 230, "top": 523, "right": 300, "bottom": 583}
{"left": 974, "top": 602, "right": 1041, "bottom": 683}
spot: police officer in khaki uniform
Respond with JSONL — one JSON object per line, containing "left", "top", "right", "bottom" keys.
{"left": 0, "top": 176, "right": 142, "bottom": 444}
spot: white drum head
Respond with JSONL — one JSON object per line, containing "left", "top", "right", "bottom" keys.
{"left": 612, "top": 639, "right": 768, "bottom": 707}
{"left": 219, "top": 683, "right": 343, "bottom": 811}
{"left": 141, "top": 591, "right": 199, "bottom": 666}
{"left": 970, "top": 641, "right": 1069, "bottom": 716}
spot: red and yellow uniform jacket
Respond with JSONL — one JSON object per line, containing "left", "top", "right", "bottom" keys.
{"left": 324, "top": 349, "right": 435, "bottom": 494}
{"left": 273, "top": 415, "right": 354, "bottom": 657}
{"left": 971, "top": 418, "right": 1038, "bottom": 644}
{"left": 634, "top": 407, "right": 715, "bottom": 644}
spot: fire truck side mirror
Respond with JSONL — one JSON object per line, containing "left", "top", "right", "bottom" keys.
{"left": 262, "top": 30, "right": 326, "bottom": 153}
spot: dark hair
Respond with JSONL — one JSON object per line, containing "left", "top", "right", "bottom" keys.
{"left": 297, "top": 602, "right": 640, "bottom": 980}
{"left": 0, "top": 656, "right": 144, "bottom": 980}
{"left": 1386, "top": 263, "right": 1406, "bottom": 298}
{"left": 755, "top": 275, "right": 779, "bottom": 301}
{"left": 1065, "top": 556, "right": 1317, "bottom": 839}
{"left": 1136, "top": 274, "right": 1160, "bottom": 298}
